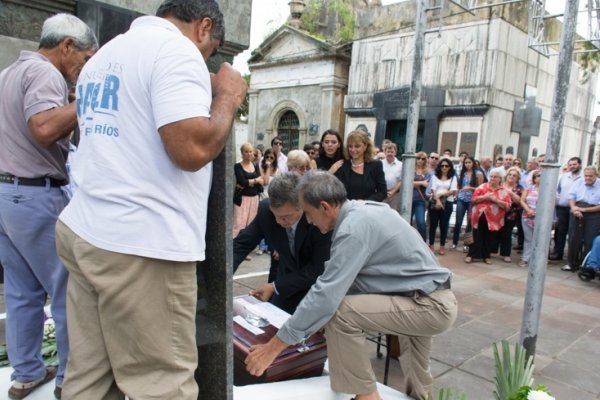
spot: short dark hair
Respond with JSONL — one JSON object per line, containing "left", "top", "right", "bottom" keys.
{"left": 271, "top": 136, "right": 283, "bottom": 146}
{"left": 569, "top": 157, "right": 582, "bottom": 164}
{"left": 268, "top": 173, "right": 300, "bottom": 209}
{"left": 156, "top": 0, "right": 225, "bottom": 44}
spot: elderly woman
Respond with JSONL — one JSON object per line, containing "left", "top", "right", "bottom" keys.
{"left": 382, "top": 142, "right": 402, "bottom": 210}
{"left": 315, "top": 129, "right": 345, "bottom": 173}
{"left": 465, "top": 171, "right": 512, "bottom": 264}
{"left": 233, "top": 143, "right": 265, "bottom": 239}
{"left": 287, "top": 149, "right": 311, "bottom": 176}
{"left": 499, "top": 166, "right": 524, "bottom": 263}
{"left": 334, "top": 130, "right": 387, "bottom": 201}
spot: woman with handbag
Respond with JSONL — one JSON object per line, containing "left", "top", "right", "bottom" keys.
{"left": 452, "top": 156, "right": 483, "bottom": 252}
{"left": 412, "top": 151, "right": 430, "bottom": 241}
{"left": 233, "top": 143, "right": 265, "bottom": 239}
{"left": 427, "top": 159, "right": 457, "bottom": 255}
{"left": 499, "top": 167, "right": 524, "bottom": 263}
{"left": 465, "top": 171, "right": 511, "bottom": 264}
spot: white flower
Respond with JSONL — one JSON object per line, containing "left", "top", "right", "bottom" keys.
{"left": 528, "top": 390, "right": 555, "bottom": 400}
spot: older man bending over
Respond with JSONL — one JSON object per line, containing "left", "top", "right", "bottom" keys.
{"left": 245, "top": 170, "right": 457, "bottom": 400}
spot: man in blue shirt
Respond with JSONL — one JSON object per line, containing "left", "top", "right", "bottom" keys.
{"left": 563, "top": 166, "right": 600, "bottom": 271}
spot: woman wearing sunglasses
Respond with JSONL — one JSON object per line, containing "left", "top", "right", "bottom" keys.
{"left": 427, "top": 159, "right": 457, "bottom": 255}
{"left": 412, "top": 151, "right": 430, "bottom": 241}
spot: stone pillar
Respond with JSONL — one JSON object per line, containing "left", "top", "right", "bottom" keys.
{"left": 320, "top": 82, "right": 346, "bottom": 134}
{"left": 247, "top": 89, "right": 260, "bottom": 144}
{"left": 194, "top": 1, "right": 252, "bottom": 399}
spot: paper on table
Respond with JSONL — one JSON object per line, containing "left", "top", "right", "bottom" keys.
{"left": 246, "top": 302, "right": 291, "bottom": 329}
{"left": 233, "top": 315, "right": 265, "bottom": 335}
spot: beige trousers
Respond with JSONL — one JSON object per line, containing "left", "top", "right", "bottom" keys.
{"left": 325, "top": 290, "right": 457, "bottom": 400}
{"left": 56, "top": 221, "right": 198, "bottom": 400}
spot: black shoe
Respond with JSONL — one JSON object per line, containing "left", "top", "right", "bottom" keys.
{"left": 54, "top": 386, "right": 62, "bottom": 399}
{"left": 548, "top": 254, "right": 563, "bottom": 261}
{"left": 561, "top": 265, "right": 578, "bottom": 272}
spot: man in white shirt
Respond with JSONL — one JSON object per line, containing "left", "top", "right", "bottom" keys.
{"left": 490, "top": 153, "right": 514, "bottom": 178}
{"left": 381, "top": 142, "right": 402, "bottom": 210}
{"left": 55, "top": 1, "right": 247, "bottom": 398}
{"left": 271, "top": 136, "right": 288, "bottom": 172}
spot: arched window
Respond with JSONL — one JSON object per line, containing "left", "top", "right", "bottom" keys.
{"left": 277, "top": 110, "right": 300, "bottom": 153}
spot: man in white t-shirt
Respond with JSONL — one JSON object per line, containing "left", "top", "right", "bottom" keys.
{"left": 55, "top": 1, "right": 247, "bottom": 398}
{"left": 490, "top": 153, "right": 514, "bottom": 178}
{"left": 271, "top": 136, "right": 288, "bottom": 172}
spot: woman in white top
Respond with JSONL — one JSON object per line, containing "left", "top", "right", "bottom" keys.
{"left": 427, "top": 158, "right": 458, "bottom": 255}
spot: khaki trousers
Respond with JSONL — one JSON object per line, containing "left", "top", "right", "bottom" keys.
{"left": 56, "top": 221, "right": 198, "bottom": 400}
{"left": 325, "top": 290, "right": 457, "bottom": 400}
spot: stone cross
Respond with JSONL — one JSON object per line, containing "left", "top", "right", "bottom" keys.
{"left": 511, "top": 96, "right": 542, "bottom": 163}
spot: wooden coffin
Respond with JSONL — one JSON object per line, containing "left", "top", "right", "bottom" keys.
{"left": 232, "top": 295, "right": 327, "bottom": 386}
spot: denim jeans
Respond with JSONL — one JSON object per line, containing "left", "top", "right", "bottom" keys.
{"left": 0, "top": 182, "right": 69, "bottom": 385}
{"left": 412, "top": 200, "right": 427, "bottom": 241}
{"left": 452, "top": 199, "right": 471, "bottom": 246}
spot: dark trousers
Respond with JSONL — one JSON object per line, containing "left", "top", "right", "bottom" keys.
{"left": 568, "top": 209, "right": 600, "bottom": 268}
{"left": 429, "top": 200, "right": 454, "bottom": 246}
{"left": 499, "top": 216, "right": 519, "bottom": 257}
{"left": 553, "top": 205, "right": 570, "bottom": 257}
{"left": 469, "top": 213, "right": 500, "bottom": 259}
{"left": 516, "top": 213, "right": 524, "bottom": 247}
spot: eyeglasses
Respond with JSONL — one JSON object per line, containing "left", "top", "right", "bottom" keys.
{"left": 273, "top": 142, "right": 283, "bottom": 146}
{"left": 440, "top": 164, "right": 451, "bottom": 168}
{"left": 265, "top": 156, "right": 275, "bottom": 160}
{"left": 430, "top": 156, "right": 439, "bottom": 160}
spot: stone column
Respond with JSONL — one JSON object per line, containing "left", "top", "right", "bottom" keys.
{"left": 194, "top": 1, "right": 252, "bottom": 399}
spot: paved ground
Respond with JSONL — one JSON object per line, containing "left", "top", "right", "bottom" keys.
{"left": 234, "top": 247, "right": 600, "bottom": 399}
{"left": 1, "top": 243, "right": 598, "bottom": 399}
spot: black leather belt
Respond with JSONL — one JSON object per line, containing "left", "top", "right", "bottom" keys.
{"left": 0, "top": 174, "right": 64, "bottom": 187}
{"left": 393, "top": 279, "right": 451, "bottom": 298}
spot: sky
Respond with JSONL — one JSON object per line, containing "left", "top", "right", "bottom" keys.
{"left": 232, "top": 1, "right": 585, "bottom": 76}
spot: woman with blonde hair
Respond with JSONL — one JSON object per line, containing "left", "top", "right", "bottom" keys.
{"left": 412, "top": 151, "right": 430, "bottom": 241}
{"left": 287, "top": 149, "right": 311, "bottom": 176}
{"left": 334, "top": 130, "right": 387, "bottom": 201}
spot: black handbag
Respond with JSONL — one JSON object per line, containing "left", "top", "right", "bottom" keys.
{"left": 233, "top": 186, "right": 243, "bottom": 206}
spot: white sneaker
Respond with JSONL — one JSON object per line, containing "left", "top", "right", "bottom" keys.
{"left": 451, "top": 244, "right": 457, "bottom": 250}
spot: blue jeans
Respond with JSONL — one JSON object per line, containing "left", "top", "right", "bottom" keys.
{"left": 586, "top": 236, "right": 600, "bottom": 270}
{"left": 412, "top": 200, "right": 427, "bottom": 241}
{"left": 452, "top": 199, "right": 471, "bottom": 246}
{"left": 0, "top": 182, "right": 69, "bottom": 385}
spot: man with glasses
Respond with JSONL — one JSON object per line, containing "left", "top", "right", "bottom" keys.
{"left": 428, "top": 152, "right": 440, "bottom": 172}
{"left": 55, "top": 1, "right": 247, "bottom": 397}
{"left": 551, "top": 157, "right": 581, "bottom": 262}
{"left": 233, "top": 173, "right": 331, "bottom": 313}
{"left": 271, "top": 136, "right": 288, "bottom": 172}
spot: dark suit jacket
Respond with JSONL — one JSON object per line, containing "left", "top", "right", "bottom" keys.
{"left": 335, "top": 160, "right": 387, "bottom": 202}
{"left": 233, "top": 199, "right": 332, "bottom": 313}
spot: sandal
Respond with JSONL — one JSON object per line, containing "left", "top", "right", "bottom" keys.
{"left": 438, "top": 246, "right": 446, "bottom": 255}
{"left": 464, "top": 256, "right": 472, "bottom": 263}
{"left": 8, "top": 366, "right": 57, "bottom": 399}
{"left": 484, "top": 258, "right": 492, "bottom": 265}
{"left": 503, "top": 257, "right": 511, "bottom": 263}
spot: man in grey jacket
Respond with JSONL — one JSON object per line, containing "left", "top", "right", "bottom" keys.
{"left": 245, "top": 170, "right": 457, "bottom": 400}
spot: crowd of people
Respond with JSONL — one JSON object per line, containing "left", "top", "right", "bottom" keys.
{"left": 236, "top": 133, "right": 600, "bottom": 272}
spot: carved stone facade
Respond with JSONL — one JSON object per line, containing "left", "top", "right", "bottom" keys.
{"left": 247, "top": 25, "right": 351, "bottom": 152}
{"left": 347, "top": 2, "right": 597, "bottom": 163}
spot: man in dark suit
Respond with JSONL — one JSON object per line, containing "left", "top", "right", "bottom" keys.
{"left": 233, "top": 173, "right": 332, "bottom": 314}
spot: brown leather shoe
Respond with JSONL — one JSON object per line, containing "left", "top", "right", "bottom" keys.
{"left": 8, "top": 366, "right": 57, "bottom": 399}
{"left": 54, "top": 385, "right": 62, "bottom": 399}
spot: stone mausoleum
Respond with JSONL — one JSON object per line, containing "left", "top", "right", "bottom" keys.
{"left": 247, "top": 1, "right": 598, "bottom": 165}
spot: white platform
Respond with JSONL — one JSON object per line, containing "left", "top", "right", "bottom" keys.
{"left": 0, "top": 368, "right": 411, "bottom": 400}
